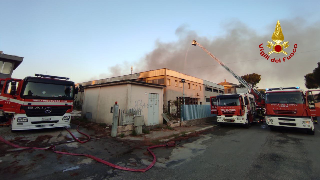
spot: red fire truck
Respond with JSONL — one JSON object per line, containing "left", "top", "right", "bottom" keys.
{"left": 306, "top": 89, "right": 320, "bottom": 124}
{"left": 265, "top": 87, "right": 316, "bottom": 135}
{"left": 192, "top": 40, "right": 265, "bottom": 116}
{"left": 0, "top": 74, "right": 78, "bottom": 131}
{"left": 216, "top": 93, "right": 256, "bottom": 127}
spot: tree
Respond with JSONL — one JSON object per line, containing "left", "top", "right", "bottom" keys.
{"left": 240, "top": 73, "right": 261, "bottom": 88}
{"left": 305, "top": 73, "right": 318, "bottom": 89}
{"left": 305, "top": 62, "right": 320, "bottom": 89}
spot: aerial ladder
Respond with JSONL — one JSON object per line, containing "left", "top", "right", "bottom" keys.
{"left": 191, "top": 40, "right": 265, "bottom": 107}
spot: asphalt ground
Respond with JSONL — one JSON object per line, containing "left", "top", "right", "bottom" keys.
{"left": 109, "top": 123, "right": 320, "bottom": 180}
{"left": 1, "top": 122, "right": 320, "bottom": 180}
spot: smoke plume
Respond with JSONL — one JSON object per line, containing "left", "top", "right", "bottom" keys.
{"left": 94, "top": 18, "right": 320, "bottom": 89}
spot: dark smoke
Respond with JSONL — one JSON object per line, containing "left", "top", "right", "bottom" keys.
{"left": 91, "top": 18, "right": 320, "bottom": 89}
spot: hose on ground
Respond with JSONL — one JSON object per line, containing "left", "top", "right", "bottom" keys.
{"left": 0, "top": 126, "right": 175, "bottom": 172}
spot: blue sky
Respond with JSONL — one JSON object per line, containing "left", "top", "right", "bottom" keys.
{"left": 1, "top": 0, "right": 320, "bottom": 88}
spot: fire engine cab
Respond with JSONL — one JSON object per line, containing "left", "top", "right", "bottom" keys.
{"left": 0, "top": 74, "right": 77, "bottom": 131}
{"left": 265, "top": 87, "right": 315, "bottom": 135}
{"left": 216, "top": 93, "right": 256, "bottom": 127}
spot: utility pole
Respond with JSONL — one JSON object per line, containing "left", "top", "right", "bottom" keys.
{"left": 181, "top": 79, "right": 185, "bottom": 121}
{"left": 111, "top": 102, "right": 119, "bottom": 137}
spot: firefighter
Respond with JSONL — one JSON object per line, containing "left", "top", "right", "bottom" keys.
{"left": 257, "top": 108, "right": 265, "bottom": 123}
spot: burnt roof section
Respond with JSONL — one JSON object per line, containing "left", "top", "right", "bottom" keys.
{"left": 84, "top": 79, "right": 165, "bottom": 89}
{"left": 0, "top": 53, "right": 24, "bottom": 70}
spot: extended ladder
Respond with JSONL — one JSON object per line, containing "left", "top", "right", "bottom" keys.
{"left": 192, "top": 40, "right": 265, "bottom": 100}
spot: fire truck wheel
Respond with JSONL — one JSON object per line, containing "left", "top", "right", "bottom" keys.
{"left": 308, "top": 129, "right": 315, "bottom": 135}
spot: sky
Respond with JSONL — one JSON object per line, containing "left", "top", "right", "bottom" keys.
{"left": 1, "top": 0, "right": 320, "bottom": 89}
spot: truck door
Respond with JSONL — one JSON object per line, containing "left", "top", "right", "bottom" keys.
{"left": 307, "top": 90, "right": 320, "bottom": 117}
{"left": 2, "top": 80, "right": 20, "bottom": 113}
{"left": 210, "top": 96, "right": 217, "bottom": 114}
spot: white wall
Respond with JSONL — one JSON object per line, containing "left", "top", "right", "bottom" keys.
{"left": 82, "top": 84, "right": 163, "bottom": 125}
{"left": 130, "top": 85, "right": 163, "bottom": 125}
{"left": 96, "top": 85, "right": 128, "bottom": 124}
{"left": 82, "top": 85, "right": 127, "bottom": 124}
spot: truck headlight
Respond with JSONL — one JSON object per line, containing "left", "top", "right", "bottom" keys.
{"left": 17, "top": 117, "right": 28, "bottom": 122}
{"left": 62, "top": 116, "right": 71, "bottom": 121}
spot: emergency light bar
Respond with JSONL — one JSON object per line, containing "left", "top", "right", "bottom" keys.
{"left": 266, "top": 87, "right": 300, "bottom": 91}
{"left": 35, "top": 74, "right": 69, "bottom": 80}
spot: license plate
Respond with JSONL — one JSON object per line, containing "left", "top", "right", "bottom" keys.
{"left": 42, "top": 117, "right": 51, "bottom": 121}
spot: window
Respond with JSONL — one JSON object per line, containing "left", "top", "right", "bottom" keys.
{"left": 167, "top": 79, "right": 171, "bottom": 86}
{"left": 266, "top": 92, "right": 304, "bottom": 104}
{"left": 148, "top": 79, "right": 164, "bottom": 85}
{"left": 4, "top": 81, "right": 19, "bottom": 94}
{"left": 175, "top": 80, "right": 178, "bottom": 87}
{"left": 205, "top": 87, "right": 212, "bottom": 92}
{"left": 227, "top": 89, "right": 231, "bottom": 93}
{"left": 22, "top": 82, "right": 74, "bottom": 100}
{"left": 0, "top": 80, "right": 5, "bottom": 94}
{"left": 188, "top": 83, "right": 191, "bottom": 89}
{"left": 0, "top": 61, "right": 13, "bottom": 75}
{"left": 206, "top": 98, "right": 210, "bottom": 102}
{"left": 158, "top": 79, "right": 164, "bottom": 85}
{"left": 217, "top": 97, "right": 240, "bottom": 106}
{"left": 200, "top": 86, "right": 201, "bottom": 91}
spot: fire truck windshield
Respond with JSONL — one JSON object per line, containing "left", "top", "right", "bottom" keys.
{"left": 22, "top": 82, "right": 74, "bottom": 100}
{"left": 217, "top": 97, "right": 240, "bottom": 106}
{"left": 266, "top": 92, "right": 304, "bottom": 104}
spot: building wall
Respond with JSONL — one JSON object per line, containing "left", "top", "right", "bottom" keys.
{"left": 165, "top": 76, "right": 204, "bottom": 103}
{"left": 80, "top": 68, "right": 223, "bottom": 116}
{"left": 96, "top": 85, "right": 128, "bottom": 124}
{"left": 224, "top": 86, "right": 237, "bottom": 94}
{"left": 139, "top": 68, "right": 224, "bottom": 111}
{"left": 82, "top": 84, "right": 163, "bottom": 125}
{"left": 130, "top": 85, "right": 163, "bottom": 125}
{"left": 203, "top": 80, "right": 224, "bottom": 105}
{"left": 82, "top": 85, "right": 127, "bottom": 124}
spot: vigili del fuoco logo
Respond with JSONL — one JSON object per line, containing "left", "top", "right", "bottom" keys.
{"left": 259, "top": 20, "right": 297, "bottom": 63}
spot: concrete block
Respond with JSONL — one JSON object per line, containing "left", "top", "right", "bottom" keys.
{"left": 117, "top": 125, "right": 134, "bottom": 135}
{"left": 135, "top": 126, "right": 142, "bottom": 135}
{"left": 134, "top": 115, "right": 144, "bottom": 126}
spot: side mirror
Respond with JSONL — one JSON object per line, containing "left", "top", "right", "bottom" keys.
{"left": 309, "top": 104, "right": 315, "bottom": 109}
{"left": 308, "top": 95, "right": 315, "bottom": 109}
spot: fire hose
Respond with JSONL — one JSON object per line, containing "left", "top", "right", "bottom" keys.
{"left": 0, "top": 126, "right": 176, "bottom": 172}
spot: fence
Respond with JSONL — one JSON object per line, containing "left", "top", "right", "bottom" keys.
{"left": 181, "top": 105, "right": 216, "bottom": 121}
{"left": 119, "top": 108, "right": 142, "bottom": 126}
